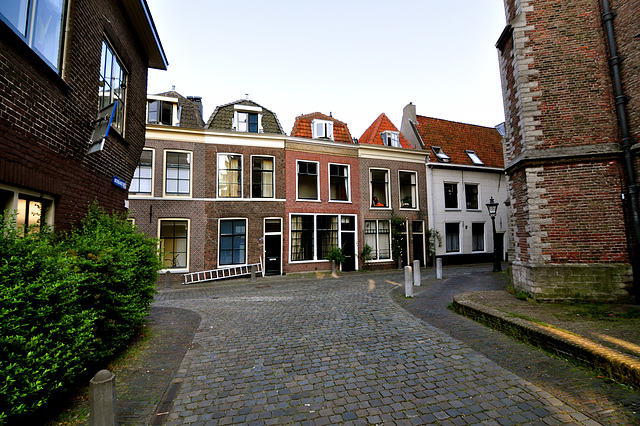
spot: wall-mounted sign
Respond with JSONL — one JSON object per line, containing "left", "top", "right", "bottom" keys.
{"left": 112, "top": 176, "right": 127, "bottom": 190}
{"left": 88, "top": 101, "right": 117, "bottom": 155}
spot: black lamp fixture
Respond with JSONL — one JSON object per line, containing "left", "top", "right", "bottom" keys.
{"left": 486, "top": 197, "right": 502, "bottom": 272}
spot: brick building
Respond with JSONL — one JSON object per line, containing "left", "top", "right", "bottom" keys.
{"left": 496, "top": 0, "right": 639, "bottom": 301}
{"left": 0, "top": 0, "right": 166, "bottom": 232}
{"left": 401, "top": 103, "right": 507, "bottom": 265}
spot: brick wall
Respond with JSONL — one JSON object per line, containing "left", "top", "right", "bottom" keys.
{"left": 0, "top": 0, "right": 150, "bottom": 231}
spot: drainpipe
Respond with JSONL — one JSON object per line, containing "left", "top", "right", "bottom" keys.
{"left": 601, "top": 0, "right": 640, "bottom": 299}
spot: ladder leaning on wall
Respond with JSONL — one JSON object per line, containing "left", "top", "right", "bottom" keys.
{"left": 183, "top": 257, "right": 263, "bottom": 285}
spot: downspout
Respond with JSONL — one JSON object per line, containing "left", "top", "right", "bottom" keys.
{"left": 601, "top": 0, "right": 640, "bottom": 300}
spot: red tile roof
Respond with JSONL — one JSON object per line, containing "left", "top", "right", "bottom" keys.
{"left": 290, "top": 112, "right": 354, "bottom": 144}
{"left": 414, "top": 116, "right": 504, "bottom": 168}
{"left": 359, "top": 113, "right": 413, "bottom": 149}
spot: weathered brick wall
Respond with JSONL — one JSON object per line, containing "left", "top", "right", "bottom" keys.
{"left": 0, "top": 0, "right": 149, "bottom": 231}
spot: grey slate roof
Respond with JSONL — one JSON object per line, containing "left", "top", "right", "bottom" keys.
{"left": 205, "top": 99, "right": 285, "bottom": 135}
{"left": 153, "top": 91, "right": 205, "bottom": 129}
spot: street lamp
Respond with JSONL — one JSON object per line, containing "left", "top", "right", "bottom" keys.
{"left": 486, "top": 197, "right": 502, "bottom": 272}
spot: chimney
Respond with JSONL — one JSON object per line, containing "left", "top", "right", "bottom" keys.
{"left": 187, "top": 96, "right": 203, "bottom": 120}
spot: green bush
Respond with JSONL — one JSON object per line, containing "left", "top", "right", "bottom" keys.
{"left": 326, "top": 246, "right": 346, "bottom": 265}
{"left": 0, "top": 202, "right": 161, "bottom": 423}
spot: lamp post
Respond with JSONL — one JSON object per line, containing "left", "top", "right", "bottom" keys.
{"left": 486, "top": 197, "right": 502, "bottom": 272}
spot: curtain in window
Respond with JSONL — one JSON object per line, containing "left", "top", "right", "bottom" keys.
{"left": 219, "top": 155, "right": 241, "bottom": 197}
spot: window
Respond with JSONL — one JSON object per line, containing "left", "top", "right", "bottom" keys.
{"left": 381, "top": 131, "right": 400, "bottom": 147}
{"left": 148, "top": 100, "right": 175, "bottom": 125}
{"left": 99, "top": 39, "right": 127, "bottom": 134}
{"left": 219, "top": 219, "right": 246, "bottom": 265}
{"left": 466, "top": 150, "right": 484, "bottom": 166}
{"left": 218, "top": 154, "right": 242, "bottom": 198}
{"left": 130, "top": 149, "right": 153, "bottom": 195}
{"left": 329, "top": 164, "right": 349, "bottom": 201}
{"left": 234, "top": 105, "right": 262, "bottom": 132}
{"left": 312, "top": 119, "right": 334, "bottom": 140}
{"left": 465, "top": 184, "right": 479, "bottom": 210}
{"left": 165, "top": 151, "right": 191, "bottom": 196}
{"left": 317, "top": 215, "right": 338, "bottom": 259}
{"left": 445, "top": 223, "right": 460, "bottom": 253}
{"left": 444, "top": 183, "right": 458, "bottom": 209}
{"left": 365, "top": 220, "right": 391, "bottom": 260}
{"left": 0, "top": 0, "right": 67, "bottom": 71}
{"left": 472, "top": 223, "right": 485, "bottom": 252}
{"left": 1, "top": 186, "right": 55, "bottom": 234}
{"left": 431, "top": 146, "right": 450, "bottom": 163}
{"left": 399, "top": 171, "right": 417, "bottom": 208}
{"left": 160, "top": 220, "right": 189, "bottom": 269}
{"left": 297, "top": 161, "right": 318, "bottom": 200}
{"left": 252, "top": 156, "right": 274, "bottom": 198}
{"left": 370, "top": 169, "right": 389, "bottom": 207}
{"left": 291, "top": 215, "right": 314, "bottom": 261}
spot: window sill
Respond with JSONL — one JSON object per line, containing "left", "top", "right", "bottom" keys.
{"left": 328, "top": 200, "right": 351, "bottom": 203}
{"left": 296, "top": 199, "right": 322, "bottom": 203}
{"left": 160, "top": 268, "right": 189, "bottom": 274}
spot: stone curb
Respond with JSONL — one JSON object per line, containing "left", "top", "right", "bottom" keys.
{"left": 452, "top": 292, "right": 640, "bottom": 389}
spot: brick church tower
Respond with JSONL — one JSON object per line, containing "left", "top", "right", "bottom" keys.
{"left": 497, "top": 0, "right": 640, "bottom": 301}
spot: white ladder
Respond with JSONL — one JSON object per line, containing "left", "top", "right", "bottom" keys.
{"left": 183, "top": 257, "right": 263, "bottom": 285}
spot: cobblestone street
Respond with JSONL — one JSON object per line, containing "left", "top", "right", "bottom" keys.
{"left": 152, "top": 268, "right": 634, "bottom": 425}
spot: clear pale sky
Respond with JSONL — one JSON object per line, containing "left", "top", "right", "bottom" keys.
{"left": 146, "top": 0, "right": 507, "bottom": 139}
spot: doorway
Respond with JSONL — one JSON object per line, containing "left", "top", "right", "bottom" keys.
{"left": 264, "top": 218, "right": 282, "bottom": 275}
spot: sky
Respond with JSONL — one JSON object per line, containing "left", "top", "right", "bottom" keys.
{"left": 146, "top": 0, "right": 507, "bottom": 139}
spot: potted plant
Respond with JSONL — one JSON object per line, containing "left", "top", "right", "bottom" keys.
{"left": 326, "top": 246, "right": 346, "bottom": 275}
{"left": 402, "top": 196, "right": 412, "bottom": 208}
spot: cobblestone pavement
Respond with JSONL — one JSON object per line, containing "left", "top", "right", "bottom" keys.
{"left": 152, "top": 268, "right": 634, "bottom": 425}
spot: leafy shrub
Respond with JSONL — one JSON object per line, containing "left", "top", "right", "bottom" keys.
{"left": 0, "top": 202, "right": 161, "bottom": 422}
{"left": 326, "top": 246, "right": 346, "bottom": 265}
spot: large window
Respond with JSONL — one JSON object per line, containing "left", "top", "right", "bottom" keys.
{"left": 1, "top": 186, "right": 55, "bottom": 235}
{"left": 329, "top": 164, "right": 349, "bottom": 201}
{"left": 291, "top": 215, "right": 315, "bottom": 261}
{"left": 365, "top": 220, "right": 391, "bottom": 260}
{"left": 317, "top": 215, "right": 338, "bottom": 259}
{"left": 237, "top": 112, "right": 258, "bottom": 132}
{"left": 160, "top": 220, "right": 189, "bottom": 269}
{"left": 252, "top": 156, "right": 274, "bottom": 198}
{"left": 218, "top": 154, "right": 242, "bottom": 198}
{"left": 99, "top": 39, "right": 127, "bottom": 134}
{"left": 444, "top": 183, "right": 458, "bottom": 209}
{"left": 445, "top": 223, "right": 460, "bottom": 253}
{"left": 370, "top": 169, "right": 389, "bottom": 207}
{"left": 130, "top": 149, "right": 153, "bottom": 195}
{"left": 148, "top": 100, "right": 174, "bottom": 125}
{"left": 465, "top": 184, "right": 479, "bottom": 210}
{"left": 472, "top": 223, "right": 485, "bottom": 252}
{"left": 219, "top": 219, "right": 246, "bottom": 265}
{"left": 312, "top": 119, "right": 334, "bottom": 140}
{"left": 399, "top": 171, "right": 417, "bottom": 209}
{"left": 0, "top": 0, "right": 67, "bottom": 71}
{"left": 297, "top": 161, "right": 318, "bottom": 200}
{"left": 165, "top": 151, "right": 191, "bottom": 196}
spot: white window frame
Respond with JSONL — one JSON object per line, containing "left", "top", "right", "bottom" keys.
{"left": 445, "top": 222, "right": 461, "bottom": 254}
{"left": 158, "top": 218, "right": 190, "bottom": 272}
{"left": 312, "top": 119, "right": 334, "bottom": 140}
{"left": 217, "top": 153, "right": 243, "bottom": 198}
{"left": 147, "top": 96, "right": 179, "bottom": 126}
{"left": 328, "top": 163, "right": 350, "bottom": 202}
{"left": 466, "top": 150, "right": 484, "bottom": 165}
{"left": 444, "top": 182, "right": 459, "bottom": 210}
{"left": 364, "top": 219, "right": 392, "bottom": 261}
{"left": 431, "top": 146, "right": 451, "bottom": 163}
{"left": 289, "top": 213, "right": 354, "bottom": 263}
{"left": 370, "top": 168, "right": 390, "bottom": 209}
{"left": 233, "top": 105, "right": 263, "bottom": 133}
{"left": 472, "top": 222, "right": 486, "bottom": 252}
{"left": 398, "top": 170, "right": 418, "bottom": 210}
{"left": 296, "top": 160, "right": 320, "bottom": 201}
{"left": 0, "top": 183, "right": 56, "bottom": 233}
{"left": 218, "top": 218, "right": 247, "bottom": 267}
{"left": 381, "top": 131, "right": 400, "bottom": 148}
{"left": 163, "top": 150, "right": 192, "bottom": 198}
{"left": 129, "top": 148, "right": 154, "bottom": 197}
{"left": 251, "top": 155, "right": 275, "bottom": 199}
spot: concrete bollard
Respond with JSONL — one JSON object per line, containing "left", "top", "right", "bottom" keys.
{"left": 404, "top": 265, "right": 413, "bottom": 297}
{"left": 164, "top": 270, "right": 170, "bottom": 288}
{"left": 251, "top": 265, "right": 257, "bottom": 282}
{"left": 413, "top": 260, "right": 421, "bottom": 286}
{"left": 90, "top": 370, "right": 117, "bottom": 426}
{"left": 436, "top": 258, "right": 442, "bottom": 279}
{"left": 331, "top": 260, "right": 337, "bottom": 277}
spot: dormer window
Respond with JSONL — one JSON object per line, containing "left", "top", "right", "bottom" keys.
{"left": 431, "top": 146, "right": 450, "bottom": 163}
{"left": 312, "top": 119, "right": 334, "bottom": 140}
{"left": 466, "top": 150, "right": 484, "bottom": 165}
{"left": 233, "top": 105, "right": 263, "bottom": 133}
{"left": 381, "top": 131, "right": 400, "bottom": 147}
{"left": 147, "top": 96, "right": 179, "bottom": 126}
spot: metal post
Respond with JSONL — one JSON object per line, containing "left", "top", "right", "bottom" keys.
{"left": 491, "top": 215, "right": 502, "bottom": 272}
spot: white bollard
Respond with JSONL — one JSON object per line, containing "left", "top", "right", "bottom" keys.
{"left": 404, "top": 265, "right": 413, "bottom": 297}
{"left": 436, "top": 258, "right": 442, "bottom": 279}
{"left": 413, "top": 260, "right": 421, "bottom": 286}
